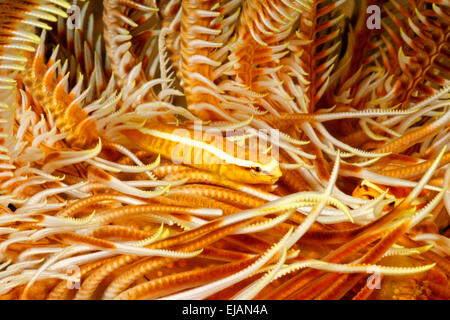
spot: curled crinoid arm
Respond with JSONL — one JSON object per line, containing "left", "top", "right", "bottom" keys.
{"left": 379, "top": 0, "right": 449, "bottom": 108}
{"left": 280, "top": 0, "right": 348, "bottom": 114}
{"left": 21, "top": 33, "right": 103, "bottom": 149}
{"left": 0, "top": 0, "right": 70, "bottom": 182}
{"left": 180, "top": 0, "right": 229, "bottom": 120}
{"left": 48, "top": 0, "right": 109, "bottom": 99}
{"left": 103, "top": 0, "right": 160, "bottom": 97}
{"left": 226, "top": 0, "right": 300, "bottom": 114}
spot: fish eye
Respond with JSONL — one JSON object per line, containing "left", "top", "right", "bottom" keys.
{"left": 251, "top": 166, "right": 262, "bottom": 174}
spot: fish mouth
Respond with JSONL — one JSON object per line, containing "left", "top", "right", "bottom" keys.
{"left": 261, "top": 171, "right": 282, "bottom": 184}
{"left": 266, "top": 169, "right": 282, "bottom": 180}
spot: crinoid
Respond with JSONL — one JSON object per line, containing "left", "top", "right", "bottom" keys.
{"left": 0, "top": 0, "right": 448, "bottom": 301}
